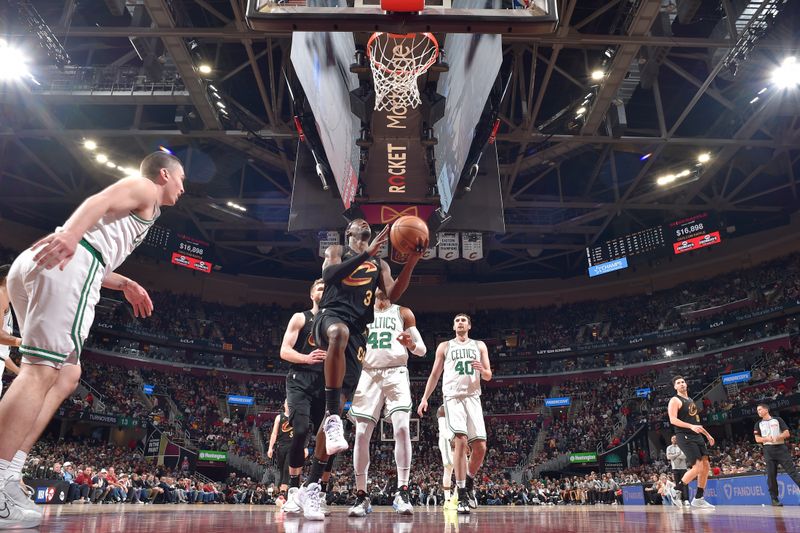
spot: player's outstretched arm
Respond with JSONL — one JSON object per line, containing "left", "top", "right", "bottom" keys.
{"left": 398, "top": 307, "right": 426, "bottom": 356}
{"left": 279, "top": 312, "right": 326, "bottom": 365}
{"left": 417, "top": 341, "right": 446, "bottom": 417}
{"left": 32, "top": 177, "right": 159, "bottom": 270}
{"left": 102, "top": 272, "right": 153, "bottom": 318}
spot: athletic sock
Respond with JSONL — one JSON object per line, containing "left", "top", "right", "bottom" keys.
{"left": 289, "top": 475, "right": 301, "bottom": 489}
{"left": 456, "top": 480, "right": 466, "bottom": 489}
{"left": 444, "top": 488, "right": 451, "bottom": 501}
{"left": 307, "top": 458, "right": 326, "bottom": 486}
{"left": 695, "top": 487, "right": 704, "bottom": 499}
{"left": 320, "top": 481, "right": 328, "bottom": 493}
{"left": 9, "top": 451, "right": 27, "bottom": 476}
{"left": 325, "top": 388, "right": 341, "bottom": 416}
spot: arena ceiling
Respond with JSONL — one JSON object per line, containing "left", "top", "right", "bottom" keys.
{"left": 1, "top": 0, "right": 799, "bottom": 282}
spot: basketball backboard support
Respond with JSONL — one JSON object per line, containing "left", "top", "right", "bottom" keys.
{"left": 246, "top": 0, "right": 558, "bottom": 35}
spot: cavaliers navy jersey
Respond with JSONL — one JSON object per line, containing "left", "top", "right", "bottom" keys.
{"left": 291, "top": 310, "right": 321, "bottom": 373}
{"left": 276, "top": 412, "right": 293, "bottom": 446}
{"left": 672, "top": 395, "right": 700, "bottom": 435}
{"left": 318, "top": 247, "right": 382, "bottom": 331}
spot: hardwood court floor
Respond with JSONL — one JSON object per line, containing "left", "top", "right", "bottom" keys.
{"left": 38, "top": 504, "right": 800, "bottom": 532}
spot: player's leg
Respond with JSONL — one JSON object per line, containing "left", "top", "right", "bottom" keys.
{"left": 382, "top": 367, "right": 413, "bottom": 512}
{"left": 348, "top": 370, "right": 381, "bottom": 517}
{"left": 313, "top": 315, "right": 352, "bottom": 456}
{"left": 464, "top": 396, "right": 486, "bottom": 509}
{"left": 19, "top": 363, "right": 82, "bottom": 454}
{"left": 439, "top": 432, "right": 455, "bottom": 507}
{"left": 776, "top": 446, "right": 800, "bottom": 499}
{"left": 283, "top": 372, "right": 315, "bottom": 513}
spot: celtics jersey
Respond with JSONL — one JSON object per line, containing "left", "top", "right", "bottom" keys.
{"left": 442, "top": 338, "right": 481, "bottom": 398}
{"left": 364, "top": 304, "right": 406, "bottom": 369}
{"left": 0, "top": 308, "right": 13, "bottom": 361}
{"left": 79, "top": 206, "right": 160, "bottom": 272}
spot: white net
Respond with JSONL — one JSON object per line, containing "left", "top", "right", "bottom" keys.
{"left": 367, "top": 32, "right": 439, "bottom": 112}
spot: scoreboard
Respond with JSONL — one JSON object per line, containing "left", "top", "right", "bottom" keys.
{"left": 587, "top": 213, "right": 723, "bottom": 274}
{"left": 141, "top": 225, "right": 215, "bottom": 274}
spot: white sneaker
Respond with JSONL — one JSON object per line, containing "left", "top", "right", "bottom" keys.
{"left": 323, "top": 414, "right": 348, "bottom": 455}
{"left": 318, "top": 490, "right": 330, "bottom": 516}
{"left": 297, "top": 483, "right": 324, "bottom": 521}
{"left": 1, "top": 477, "right": 40, "bottom": 515}
{"left": 668, "top": 487, "right": 682, "bottom": 508}
{"left": 282, "top": 487, "right": 302, "bottom": 514}
{"left": 393, "top": 491, "right": 413, "bottom": 515}
{"left": 690, "top": 497, "right": 715, "bottom": 510}
{"left": 348, "top": 492, "right": 372, "bottom": 517}
{"left": 0, "top": 489, "right": 42, "bottom": 529}
{"left": 683, "top": 500, "right": 691, "bottom": 507}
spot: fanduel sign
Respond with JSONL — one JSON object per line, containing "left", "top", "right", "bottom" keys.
{"left": 544, "top": 397, "right": 571, "bottom": 408}
{"left": 689, "top": 474, "right": 800, "bottom": 506}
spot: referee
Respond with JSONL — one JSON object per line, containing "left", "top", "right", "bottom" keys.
{"left": 754, "top": 403, "right": 800, "bottom": 506}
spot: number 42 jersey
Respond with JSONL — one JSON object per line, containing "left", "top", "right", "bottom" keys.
{"left": 443, "top": 338, "right": 482, "bottom": 398}
{"left": 364, "top": 304, "right": 407, "bottom": 370}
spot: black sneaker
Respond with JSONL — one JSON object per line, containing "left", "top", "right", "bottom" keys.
{"left": 457, "top": 488, "right": 470, "bottom": 514}
{"left": 772, "top": 498, "right": 783, "bottom": 507}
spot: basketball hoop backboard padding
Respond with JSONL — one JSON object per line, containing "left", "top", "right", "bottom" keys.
{"left": 380, "top": 0, "right": 424, "bottom": 11}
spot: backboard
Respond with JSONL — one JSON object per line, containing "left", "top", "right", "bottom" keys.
{"left": 246, "top": 0, "right": 558, "bottom": 35}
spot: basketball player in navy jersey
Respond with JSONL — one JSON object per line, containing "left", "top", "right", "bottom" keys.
{"left": 667, "top": 376, "right": 716, "bottom": 509}
{"left": 301, "top": 219, "right": 422, "bottom": 516}
{"left": 267, "top": 400, "right": 293, "bottom": 496}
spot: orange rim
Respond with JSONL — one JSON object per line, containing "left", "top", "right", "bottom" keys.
{"left": 366, "top": 31, "right": 440, "bottom": 76}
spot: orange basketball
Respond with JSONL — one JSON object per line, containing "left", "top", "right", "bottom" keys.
{"left": 390, "top": 215, "right": 430, "bottom": 254}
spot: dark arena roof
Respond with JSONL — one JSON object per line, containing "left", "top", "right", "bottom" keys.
{"left": 1, "top": 0, "right": 799, "bottom": 284}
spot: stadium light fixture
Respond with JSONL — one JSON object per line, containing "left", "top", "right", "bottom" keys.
{"left": 771, "top": 56, "right": 799, "bottom": 89}
{"left": 656, "top": 174, "right": 676, "bottom": 186}
{"left": 198, "top": 64, "right": 212, "bottom": 75}
{"left": 590, "top": 70, "right": 604, "bottom": 81}
{"left": 83, "top": 140, "right": 98, "bottom": 151}
{"left": 697, "top": 152, "right": 711, "bottom": 164}
{"left": 0, "top": 40, "right": 33, "bottom": 82}
{"left": 95, "top": 153, "right": 108, "bottom": 163}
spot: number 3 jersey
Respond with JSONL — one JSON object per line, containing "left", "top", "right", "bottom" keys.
{"left": 443, "top": 338, "right": 481, "bottom": 398}
{"left": 364, "top": 304, "right": 407, "bottom": 370}
{"left": 318, "top": 247, "right": 382, "bottom": 331}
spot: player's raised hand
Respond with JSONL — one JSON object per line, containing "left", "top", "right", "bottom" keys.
{"left": 306, "top": 348, "right": 327, "bottom": 365}
{"left": 417, "top": 398, "right": 429, "bottom": 418}
{"left": 32, "top": 231, "right": 79, "bottom": 270}
{"left": 123, "top": 280, "right": 154, "bottom": 318}
{"left": 397, "top": 331, "right": 415, "bottom": 349}
{"left": 366, "top": 225, "right": 390, "bottom": 257}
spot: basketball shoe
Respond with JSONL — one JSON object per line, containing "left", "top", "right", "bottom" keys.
{"left": 318, "top": 490, "right": 330, "bottom": 516}
{"left": 690, "top": 497, "right": 715, "bottom": 510}
{"left": 392, "top": 486, "right": 413, "bottom": 515}
{"left": 0, "top": 480, "right": 42, "bottom": 530}
{"left": 296, "top": 483, "right": 324, "bottom": 521}
{"left": 323, "top": 414, "right": 349, "bottom": 455}
{"left": 348, "top": 490, "right": 372, "bottom": 517}
{"left": 456, "top": 488, "right": 470, "bottom": 514}
{"left": 282, "top": 487, "right": 302, "bottom": 514}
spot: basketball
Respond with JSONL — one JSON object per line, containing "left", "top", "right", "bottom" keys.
{"left": 390, "top": 216, "right": 429, "bottom": 254}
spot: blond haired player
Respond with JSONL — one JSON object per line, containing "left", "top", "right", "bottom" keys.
{"left": 0, "top": 152, "right": 185, "bottom": 529}
{"left": 418, "top": 313, "right": 491, "bottom": 514}
{"left": 347, "top": 289, "right": 426, "bottom": 517}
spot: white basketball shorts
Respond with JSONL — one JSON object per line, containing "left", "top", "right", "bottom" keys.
{"left": 348, "top": 366, "right": 412, "bottom": 423}
{"left": 443, "top": 395, "right": 486, "bottom": 442}
{"left": 7, "top": 241, "right": 105, "bottom": 369}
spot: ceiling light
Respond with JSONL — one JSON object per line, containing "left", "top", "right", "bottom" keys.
{"left": 0, "top": 40, "right": 31, "bottom": 82}
{"left": 656, "top": 174, "right": 675, "bottom": 186}
{"left": 215, "top": 101, "right": 226, "bottom": 109}
{"left": 96, "top": 154, "right": 108, "bottom": 163}
{"left": 208, "top": 83, "right": 218, "bottom": 91}
{"left": 757, "top": 87, "right": 768, "bottom": 95}
{"left": 676, "top": 169, "right": 691, "bottom": 178}
{"left": 749, "top": 96, "right": 759, "bottom": 104}
{"left": 106, "top": 162, "right": 117, "bottom": 169}
{"left": 83, "top": 140, "right": 97, "bottom": 150}
{"left": 590, "top": 70, "right": 604, "bottom": 81}
{"left": 198, "top": 64, "right": 212, "bottom": 75}
{"left": 771, "top": 56, "right": 800, "bottom": 89}
{"left": 697, "top": 152, "right": 711, "bottom": 163}
{"left": 640, "top": 152, "right": 652, "bottom": 161}
{"left": 576, "top": 106, "right": 587, "bottom": 115}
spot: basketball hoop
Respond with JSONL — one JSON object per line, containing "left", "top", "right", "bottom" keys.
{"left": 366, "top": 31, "right": 439, "bottom": 112}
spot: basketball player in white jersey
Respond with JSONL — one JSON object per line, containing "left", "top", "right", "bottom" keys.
{"left": 437, "top": 404, "right": 458, "bottom": 510}
{"left": 0, "top": 152, "right": 185, "bottom": 529}
{"left": 0, "top": 265, "right": 22, "bottom": 387}
{"left": 348, "top": 289, "right": 426, "bottom": 517}
{"left": 418, "top": 313, "right": 491, "bottom": 514}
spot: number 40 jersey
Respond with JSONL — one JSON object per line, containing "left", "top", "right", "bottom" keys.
{"left": 443, "top": 338, "right": 482, "bottom": 398}
{"left": 364, "top": 304, "right": 408, "bottom": 370}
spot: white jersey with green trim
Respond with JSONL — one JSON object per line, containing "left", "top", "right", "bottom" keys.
{"left": 0, "top": 308, "right": 13, "bottom": 361}
{"left": 79, "top": 206, "right": 160, "bottom": 272}
{"left": 442, "top": 338, "right": 481, "bottom": 398}
{"left": 364, "top": 304, "right": 407, "bottom": 369}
